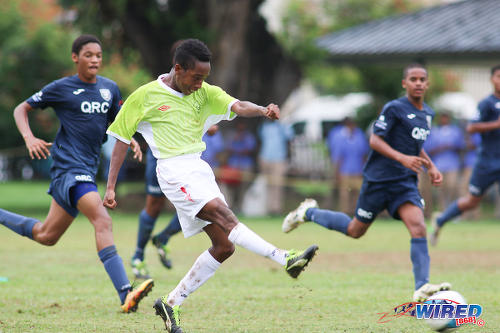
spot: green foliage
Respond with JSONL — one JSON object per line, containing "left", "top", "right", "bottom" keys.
{"left": 0, "top": 2, "right": 73, "bottom": 149}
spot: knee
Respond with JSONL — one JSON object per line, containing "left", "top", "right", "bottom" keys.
{"left": 409, "top": 222, "right": 427, "bottom": 238}
{"left": 348, "top": 229, "right": 365, "bottom": 239}
{"left": 36, "top": 232, "right": 60, "bottom": 246}
{"left": 93, "top": 216, "right": 113, "bottom": 234}
{"left": 213, "top": 241, "right": 235, "bottom": 262}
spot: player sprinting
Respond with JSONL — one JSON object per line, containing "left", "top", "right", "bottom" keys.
{"left": 282, "top": 63, "right": 450, "bottom": 302}
{"left": 130, "top": 125, "right": 220, "bottom": 279}
{"left": 103, "top": 39, "right": 318, "bottom": 332}
{"left": 430, "top": 64, "right": 500, "bottom": 246}
{"left": 0, "top": 34, "right": 153, "bottom": 313}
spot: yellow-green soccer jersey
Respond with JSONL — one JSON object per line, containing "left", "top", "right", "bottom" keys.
{"left": 107, "top": 74, "right": 238, "bottom": 159}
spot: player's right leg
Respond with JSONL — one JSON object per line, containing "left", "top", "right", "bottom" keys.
{"left": 154, "top": 223, "right": 229, "bottom": 332}
{"left": 77, "top": 190, "right": 153, "bottom": 312}
{"left": 282, "top": 198, "right": 370, "bottom": 239}
{"left": 0, "top": 199, "right": 74, "bottom": 245}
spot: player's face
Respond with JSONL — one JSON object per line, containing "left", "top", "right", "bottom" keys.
{"left": 174, "top": 61, "right": 210, "bottom": 95}
{"left": 491, "top": 69, "right": 500, "bottom": 95}
{"left": 402, "top": 68, "right": 429, "bottom": 100}
{"left": 72, "top": 42, "right": 102, "bottom": 83}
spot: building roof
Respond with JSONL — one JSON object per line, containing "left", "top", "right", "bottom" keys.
{"left": 317, "top": 0, "right": 500, "bottom": 63}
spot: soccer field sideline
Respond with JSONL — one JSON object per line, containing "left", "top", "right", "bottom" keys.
{"left": 0, "top": 182, "right": 499, "bottom": 332}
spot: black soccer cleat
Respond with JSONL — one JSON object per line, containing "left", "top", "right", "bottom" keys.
{"left": 285, "top": 245, "right": 319, "bottom": 278}
{"left": 153, "top": 297, "right": 183, "bottom": 332}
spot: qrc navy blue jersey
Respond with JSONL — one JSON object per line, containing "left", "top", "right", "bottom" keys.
{"left": 363, "top": 96, "right": 434, "bottom": 182}
{"left": 472, "top": 94, "right": 500, "bottom": 161}
{"left": 26, "top": 75, "right": 122, "bottom": 179}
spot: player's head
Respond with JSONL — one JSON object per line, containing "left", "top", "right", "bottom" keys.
{"left": 490, "top": 64, "right": 500, "bottom": 94}
{"left": 402, "top": 63, "right": 428, "bottom": 100}
{"left": 173, "top": 39, "right": 211, "bottom": 95}
{"left": 71, "top": 34, "right": 102, "bottom": 82}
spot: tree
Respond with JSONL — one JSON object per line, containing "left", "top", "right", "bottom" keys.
{"left": 60, "top": 0, "right": 301, "bottom": 105}
{"left": 0, "top": 1, "right": 73, "bottom": 150}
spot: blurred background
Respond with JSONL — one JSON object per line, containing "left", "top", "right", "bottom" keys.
{"left": 1, "top": 0, "right": 499, "bottom": 219}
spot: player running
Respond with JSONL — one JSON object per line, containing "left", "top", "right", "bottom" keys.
{"left": 0, "top": 34, "right": 153, "bottom": 313}
{"left": 430, "top": 64, "right": 500, "bottom": 246}
{"left": 103, "top": 38, "right": 318, "bottom": 332}
{"left": 282, "top": 63, "right": 450, "bottom": 302}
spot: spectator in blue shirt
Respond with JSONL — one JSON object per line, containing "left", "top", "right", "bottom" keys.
{"left": 327, "top": 117, "right": 369, "bottom": 215}
{"left": 220, "top": 121, "right": 257, "bottom": 213}
{"left": 425, "top": 112, "right": 465, "bottom": 210}
{"left": 201, "top": 125, "right": 225, "bottom": 168}
{"left": 258, "top": 119, "right": 294, "bottom": 215}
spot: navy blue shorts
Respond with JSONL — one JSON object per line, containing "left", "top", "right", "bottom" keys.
{"left": 469, "top": 160, "right": 500, "bottom": 196}
{"left": 355, "top": 177, "right": 424, "bottom": 223}
{"left": 145, "top": 149, "right": 164, "bottom": 197}
{"left": 48, "top": 171, "right": 97, "bottom": 217}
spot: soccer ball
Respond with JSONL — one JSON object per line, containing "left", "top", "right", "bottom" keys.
{"left": 424, "top": 290, "right": 467, "bottom": 332}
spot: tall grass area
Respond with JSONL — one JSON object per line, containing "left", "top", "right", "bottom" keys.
{"left": 0, "top": 181, "right": 499, "bottom": 332}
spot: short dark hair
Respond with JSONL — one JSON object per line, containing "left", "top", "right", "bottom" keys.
{"left": 491, "top": 64, "right": 500, "bottom": 76}
{"left": 72, "top": 34, "right": 101, "bottom": 55}
{"left": 173, "top": 39, "right": 211, "bottom": 70}
{"left": 403, "top": 63, "right": 427, "bottom": 79}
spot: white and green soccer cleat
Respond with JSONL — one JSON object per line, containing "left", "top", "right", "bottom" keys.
{"left": 285, "top": 245, "right": 319, "bottom": 278}
{"left": 130, "top": 258, "right": 151, "bottom": 280}
{"left": 152, "top": 236, "right": 173, "bottom": 269}
{"left": 413, "top": 282, "right": 452, "bottom": 302}
{"left": 282, "top": 198, "right": 318, "bottom": 233}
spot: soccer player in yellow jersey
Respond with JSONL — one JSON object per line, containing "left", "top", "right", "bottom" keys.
{"left": 103, "top": 39, "right": 318, "bottom": 332}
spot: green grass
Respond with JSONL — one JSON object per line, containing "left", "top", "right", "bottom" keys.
{"left": 0, "top": 181, "right": 499, "bottom": 332}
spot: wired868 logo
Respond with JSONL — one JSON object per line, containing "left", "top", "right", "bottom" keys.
{"left": 378, "top": 298, "right": 485, "bottom": 329}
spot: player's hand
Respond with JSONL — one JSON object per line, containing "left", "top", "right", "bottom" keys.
{"left": 130, "top": 138, "right": 142, "bottom": 162}
{"left": 25, "top": 135, "right": 53, "bottom": 160}
{"left": 428, "top": 166, "right": 443, "bottom": 186}
{"left": 399, "top": 155, "right": 430, "bottom": 173}
{"left": 264, "top": 103, "right": 280, "bottom": 120}
{"left": 103, "top": 189, "right": 117, "bottom": 209}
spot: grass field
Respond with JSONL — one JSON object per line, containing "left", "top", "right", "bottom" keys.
{"left": 0, "top": 181, "right": 499, "bottom": 332}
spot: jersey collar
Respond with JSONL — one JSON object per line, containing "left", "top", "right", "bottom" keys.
{"left": 157, "top": 74, "right": 185, "bottom": 98}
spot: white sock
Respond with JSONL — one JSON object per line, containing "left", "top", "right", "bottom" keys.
{"left": 228, "top": 222, "right": 288, "bottom": 266}
{"left": 166, "top": 250, "right": 220, "bottom": 306}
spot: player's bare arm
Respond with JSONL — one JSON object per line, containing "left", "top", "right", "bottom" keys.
{"left": 466, "top": 118, "right": 500, "bottom": 133}
{"left": 232, "top": 101, "right": 280, "bottom": 119}
{"left": 369, "top": 133, "right": 429, "bottom": 173}
{"left": 13, "top": 101, "right": 53, "bottom": 160}
{"left": 103, "top": 140, "right": 130, "bottom": 209}
{"left": 420, "top": 149, "right": 442, "bottom": 186}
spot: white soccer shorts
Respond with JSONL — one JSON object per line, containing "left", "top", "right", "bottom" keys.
{"left": 156, "top": 153, "right": 227, "bottom": 237}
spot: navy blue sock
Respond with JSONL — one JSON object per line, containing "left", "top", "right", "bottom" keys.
{"left": 305, "top": 208, "right": 350, "bottom": 235}
{"left": 0, "top": 208, "right": 38, "bottom": 239}
{"left": 154, "top": 214, "right": 182, "bottom": 245}
{"left": 98, "top": 245, "right": 131, "bottom": 304}
{"left": 436, "top": 200, "right": 461, "bottom": 227}
{"left": 133, "top": 210, "right": 157, "bottom": 261}
{"left": 410, "top": 238, "right": 430, "bottom": 290}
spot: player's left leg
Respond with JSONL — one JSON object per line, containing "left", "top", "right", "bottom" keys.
{"left": 198, "top": 198, "right": 318, "bottom": 278}
{"left": 77, "top": 189, "right": 153, "bottom": 312}
{"left": 399, "top": 202, "right": 450, "bottom": 301}
{"left": 151, "top": 213, "right": 182, "bottom": 269}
